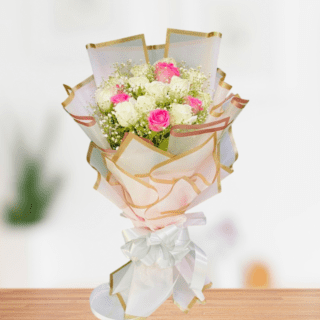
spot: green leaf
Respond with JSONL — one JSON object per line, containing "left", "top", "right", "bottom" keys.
{"left": 158, "top": 137, "right": 169, "bottom": 151}
{"left": 149, "top": 131, "right": 158, "bottom": 140}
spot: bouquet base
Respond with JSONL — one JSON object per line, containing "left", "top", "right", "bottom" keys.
{"left": 90, "top": 283, "right": 124, "bottom": 320}
{"left": 90, "top": 215, "right": 211, "bottom": 319}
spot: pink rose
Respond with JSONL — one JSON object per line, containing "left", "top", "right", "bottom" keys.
{"left": 184, "top": 96, "right": 203, "bottom": 114}
{"left": 154, "top": 62, "right": 180, "bottom": 84}
{"left": 110, "top": 93, "right": 130, "bottom": 105}
{"left": 148, "top": 109, "right": 170, "bottom": 132}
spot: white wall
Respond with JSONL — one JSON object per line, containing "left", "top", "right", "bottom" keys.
{"left": 0, "top": 0, "right": 319, "bottom": 288}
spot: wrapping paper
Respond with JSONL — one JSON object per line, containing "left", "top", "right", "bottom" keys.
{"left": 62, "top": 28, "right": 249, "bottom": 319}
{"left": 109, "top": 212, "right": 211, "bottom": 318}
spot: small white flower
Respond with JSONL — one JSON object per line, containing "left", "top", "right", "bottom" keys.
{"left": 187, "top": 69, "right": 204, "bottom": 83}
{"left": 104, "top": 76, "right": 121, "bottom": 87}
{"left": 130, "top": 64, "right": 150, "bottom": 77}
{"left": 135, "top": 95, "right": 156, "bottom": 113}
{"left": 114, "top": 101, "right": 140, "bottom": 127}
{"left": 169, "top": 76, "right": 190, "bottom": 97}
{"left": 145, "top": 81, "right": 169, "bottom": 102}
{"left": 128, "top": 76, "right": 149, "bottom": 88}
{"left": 154, "top": 57, "right": 177, "bottom": 66}
{"left": 169, "top": 103, "right": 197, "bottom": 125}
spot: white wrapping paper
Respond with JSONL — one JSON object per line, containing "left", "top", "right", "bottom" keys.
{"left": 61, "top": 28, "right": 249, "bottom": 319}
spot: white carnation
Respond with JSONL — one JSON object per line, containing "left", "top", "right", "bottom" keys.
{"left": 154, "top": 57, "right": 177, "bottom": 66}
{"left": 169, "top": 76, "right": 190, "bottom": 97}
{"left": 145, "top": 81, "right": 169, "bottom": 102}
{"left": 135, "top": 95, "right": 156, "bottom": 113}
{"left": 95, "top": 86, "right": 117, "bottom": 111}
{"left": 128, "top": 76, "right": 149, "bottom": 88}
{"left": 130, "top": 64, "right": 149, "bottom": 77}
{"left": 115, "top": 101, "right": 140, "bottom": 127}
{"left": 169, "top": 103, "right": 197, "bottom": 125}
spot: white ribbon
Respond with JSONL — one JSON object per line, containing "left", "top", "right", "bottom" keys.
{"left": 121, "top": 225, "right": 191, "bottom": 268}
{"left": 108, "top": 212, "right": 210, "bottom": 318}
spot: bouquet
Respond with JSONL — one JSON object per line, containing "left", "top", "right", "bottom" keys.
{"left": 62, "top": 28, "right": 249, "bottom": 319}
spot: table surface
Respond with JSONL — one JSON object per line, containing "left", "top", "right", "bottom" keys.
{"left": 0, "top": 289, "right": 319, "bottom": 320}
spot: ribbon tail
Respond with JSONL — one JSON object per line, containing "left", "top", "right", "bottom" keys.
{"left": 172, "top": 266, "right": 200, "bottom": 313}
{"left": 183, "top": 212, "right": 207, "bottom": 228}
{"left": 172, "top": 259, "right": 211, "bottom": 313}
{"left": 188, "top": 242, "right": 208, "bottom": 301}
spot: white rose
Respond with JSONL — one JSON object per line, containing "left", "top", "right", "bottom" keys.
{"left": 169, "top": 103, "right": 197, "bottom": 125}
{"left": 135, "top": 95, "right": 156, "bottom": 113}
{"left": 154, "top": 57, "right": 177, "bottom": 66}
{"left": 128, "top": 97, "right": 137, "bottom": 105}
{"left": 130, "top": 64, "right": 149, "bottom": 77}
{"left": 169, "top": 76, "right": 190, "bottom": 97}
{"left": 115, "top": 101, "right": 140, "bottom": 127}
{"left": 128, "top": 76, "right": 149, "bottom": 88}
{"left": 196, "top": 91, "right": 212, "bottom": 108}
{"left": 145, "top": 81, "right": 169, "bottom": 102}
{"left": 95, "top": 86, "right": 117, "bottom": 111}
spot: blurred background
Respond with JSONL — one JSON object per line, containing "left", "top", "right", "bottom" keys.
{"left": 0, "top": 0, "right": 319, "bottom": 289}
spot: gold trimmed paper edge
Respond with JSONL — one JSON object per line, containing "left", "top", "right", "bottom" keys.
{"left": 85, "top": 124, "right": 237, "bottom": 217}
{"left": 116, "top": 293, "right": 127, "bottom": 311}
{"left": 86, "top": 141, "right": 104, "bottom": 190}
{"left": 173, "top": 282, "right": 213, "bottom": 314}
{"left": 63, "top": 84, "right": 72, "bottom": 95}
{"left": 219, "top": 79, "right": 232, "bottom": 90}
{"left": 149, "top": 132, "right": 216, "bottom": 184}
{"left": 164, "top": 28, "right": 222, "bottom": 57}
{"left": 118, "top": 276, "right": 213, "bottom": 318}
{"left": 217, "top": 68, "right": 226, "bottom": 81}
{"left": 210, "top": 95, "right": 250, "bottom": 117}
{"left": 210, "top": 94, "right": 235, "bottom": 113}
{"left": 228, "top": 126, "right": 239, "bottom": 164}
{"left": 112, "top": 132, "right": 174, "bottom": 164}
{"left": 61, "top": 75, "right": 94, "bottom": 108}
{"left": 147, "top": 44, "right": 165, "bottom": 50}
{"left": 220, "top": 164, "right": 234, "bottom": 174}
{"left": 86, "top": 34, "right": 149, "bottom": 64}
{"left": 109, "top": 261, "right": 132, "bottom": 296}
{"left": 149, "top": 135, "right": 219, "bottom": 220}
{"left": 89, "top": 131, "right": 221, "bottom": 218}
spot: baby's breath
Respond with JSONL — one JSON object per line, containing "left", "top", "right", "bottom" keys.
{"left": 88, "top": 58, "right": 215, "bottom": 150}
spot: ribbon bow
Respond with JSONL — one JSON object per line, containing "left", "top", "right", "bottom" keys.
{"left": 121, "top": 224, "right": 191, "bottom": 268}
{"left": 104, "top": 212, "right": 210, "bottom": 319}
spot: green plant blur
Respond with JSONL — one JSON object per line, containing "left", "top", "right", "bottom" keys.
{"left": 4, "top": 123, "right": 63, "bottom": 226}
